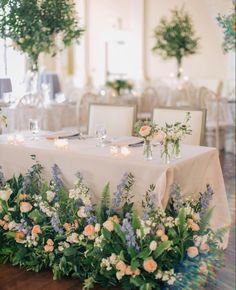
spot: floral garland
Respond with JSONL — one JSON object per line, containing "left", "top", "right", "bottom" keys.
{"left": 0, "top": 157, "right": 227, "bottom": 290}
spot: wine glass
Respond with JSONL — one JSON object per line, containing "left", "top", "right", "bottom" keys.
{"left": 96, "top": 124, "right": 107, "bottom": 147}
{"left": 29, "top": 119, "right": 39, "bottom": 140}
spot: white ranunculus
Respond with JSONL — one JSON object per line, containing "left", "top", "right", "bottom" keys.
{"left": 0, "top": 189, "right": 12, "bottom": 201}
{"left": 46, "top": 190, "right": 56, "bottom": 202}
{"left": 149, "top": 240, "right": 158, "bottom": 251}
{"left": 77, "top": 206, "right": 87, "bottom": 218}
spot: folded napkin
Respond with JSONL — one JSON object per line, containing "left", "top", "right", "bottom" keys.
{"left": 111, "top": 136, "right": 143, "bottom": 147}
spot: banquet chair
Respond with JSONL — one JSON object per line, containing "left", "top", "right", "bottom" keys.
{"left": 88, "top": 104, "right": 136, "bottom": 137}
{"left": 152, "top": 107, "right": 206, "bottom": 146}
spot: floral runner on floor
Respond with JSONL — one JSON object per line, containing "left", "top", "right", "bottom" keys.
{"left": 0, "top": 156, "right": 228, "bottom": 290}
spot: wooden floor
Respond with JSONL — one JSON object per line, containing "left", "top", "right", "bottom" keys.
{"left": 0, "top": 151, "right": 235, "bottom": 290}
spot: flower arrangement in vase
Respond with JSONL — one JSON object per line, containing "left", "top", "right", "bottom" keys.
{"left": 106, "top": 79, "right": 133, "bottom": 96}
{"left": 135, "top": 121, "right": 159, "bottom": 160}
{"left": 152, "top": 6, "right": 200, "bottom": 79}
{"left": 159, "top": 112, "right": 192, "bottom": 163}
{"left": 0, "top": 160, "right": 228, "bottom": 290}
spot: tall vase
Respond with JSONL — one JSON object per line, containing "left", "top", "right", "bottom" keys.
{"left": 143, "top": 139, "right": 153, "bottom": 161}
{"left": 173, "top": 139, "right": 181, "bottom": 159}
{"left": 161, "top": 141, "right": 171, "bottom": 164}
{"left": 176, "top": 59, "right": 183, "bottom": 79}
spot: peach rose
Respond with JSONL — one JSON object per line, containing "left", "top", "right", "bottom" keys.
{"left": 63, "top": 223, "right": 72, "bottom": 232}
{"left": 187, "top": 218, "right": 194, "bottom": 226}
{"left": 44, "top": 244, "right": 54, "bottom": 252}
{"left": 133, "top": 268, "right": 141, "bottom": 277}
{"left": 192, "top": 213, "right": 200, "bottom": 222}
{"left": 0, "top": 189, "right": 12, "bottom": 201}
{"left": 199, "top": 261, "right": 208, "bottom": 274}
{"left": 20, "top": 202, "right": 32, "bottom": 213}
{"left": 190, "top": 222, "right": 200, "bottom": 232}
{"left": 19, "top": 193, "right": 28, "bottom": 200}
{"left": 116, "top": 261, "right": 127, "bottom": 272}
{"left": 187, "top": 246, "right": 199, "bottom": 258}
{"left": 103, "top": 220, "right": 114, "bottom": 232}
{"left": 3, "top": 223, "right": 9, "bottom": 230}
{"left": 139, "top": 125, "right": 151, "bottom": 137}
{"left": 83, "top": 224, "right": 96, "bottom": 237}
{"left": 125, "top": 266, "right": 133, "bottom": 276}
{"left": 161, "top": 234, "right": 169, "bottom": 241}
{"left": 143, "top": 258, "right": 157, "bottom": 273}
{"left": 200, "top": 243, "right": 210, "bottom": 253}
{"left": 0, "top": 220, "right": 5, "bottom": 227}
{"left": 46, "top": 239, "right": 54, "bottom": 246}
{"left": 109, "top": 215, "right": 120, "bottom": 224}
{"left": 156, "top": 229, "right": 164, "bottom": 237}
{"left": 116, "top": 271, "right": 124, "bottom": 280}
{"left": 15, "top": 232, "right": 25, "bottom": 243}
{"left": 32, "top": 225, "right": 41, "bottom": 235}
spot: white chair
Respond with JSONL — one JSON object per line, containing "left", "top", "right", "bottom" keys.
{"left": 88, "top": 104, "right": 136, "bottom": 137}
{"left": 152, "top": 107, "right": 206, "bottom": 145}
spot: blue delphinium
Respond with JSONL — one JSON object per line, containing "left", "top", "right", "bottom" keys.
{"left": 51, "top": 164, "right": 64, "bottom": 192}
{"left": 112, "top": 173, "right": 129, "bottom": 208}
{"left": 51, "top": 213, "right": 64, "bottom": 234}
{"left": 85, "top": 205, "right": 97, "bottom": 224}
{"left": 200, "top": 184, "right": 214, "bottom": 216}
{"left": 171, "top": 183, "right": 184, "bottom": 211}
{"left": 121, "top": 214, "right": 139, "bottom": 251}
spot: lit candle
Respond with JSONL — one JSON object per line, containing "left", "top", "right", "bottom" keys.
{"left": 110, "top": 145, "right": 119, "bottom": 155}
{"left": 54, "top": 138, "right": 68, "bottom": 150}
{"left": 120, "top": 146, "right": 131, "bottom": 156}
{"left": 7, "top": 135, "right": 15, "bottom": 144}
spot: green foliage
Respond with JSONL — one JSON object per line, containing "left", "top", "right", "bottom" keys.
{"left": 216, "top": 2, "right": 236, "bottom": 53}
{"left": 0, "top": 0, "right": 84, "bottom": 71}
{"left": 106, "top": 79, "right": 133, "bottom": 96}
{"left": 152, "top": 6, "right": 200, "bottom": 78}
{"left": 0, "top": 162, "right": 228, "bottom": 290}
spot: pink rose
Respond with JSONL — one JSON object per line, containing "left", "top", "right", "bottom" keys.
{"left": 20, "top": 202, "right": 32, "bottom": 213}
{"left": 187, "top": 246, "right": 199, "bottom": 258}
{"left": 44, "top": 244, "right": 54, "bottom": 252}
{"left": 132, "top": 268, "right": 141, "bottom": 277}
{"left": 200, "top": 243, "right": 210, "bottom": 253}
{"left": 143, "top": 258, "right": 157, "bottom": 273}
{"left": 161, "top": 234, "right": 169, "bottom": 241}
{"left": 125, "top": 266, "right": 133, "bottom": 276}
{"left": 139, "top": 126, "right": 151, "bottom": 137}
{"left": 31, "top": 225, "right": 41, "bottom": 235}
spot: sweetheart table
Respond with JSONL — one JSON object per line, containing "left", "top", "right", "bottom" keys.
{"left": 0, "top": 134, "right": 231, "bottom": 247}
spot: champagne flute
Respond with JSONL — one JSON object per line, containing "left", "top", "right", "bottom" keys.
{"left": 96, "top": 124, "right": 107, "bottom": 147}
{"left": 29, "top": 119, "right": 39, "bottom": 140}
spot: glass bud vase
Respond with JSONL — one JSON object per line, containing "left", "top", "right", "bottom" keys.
{"left": 143, "top": 139, "right": 153, "bottom": 161}
{"left": 173, "top": 139, "right": 181, "bottom": 159}
{"left": 161, "top": 141, "right": 171, "bottom": 164}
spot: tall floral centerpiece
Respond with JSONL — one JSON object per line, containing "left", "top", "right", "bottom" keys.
{"left": 160, "top": 112, "right": 192, "bottom": 163}
{"left": 216, "top": 1, "right": 236, "bottom": 53}
{"left": 0, "top": 0, "right": 84, "bottom": 94}
{"left": 135, "top": 121, "right": 158, "bottom": 160}
{"left": 152, "top": 7, "right": 200, "bottom": 79}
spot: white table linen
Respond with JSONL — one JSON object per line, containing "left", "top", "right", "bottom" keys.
{"left": 0, "top": 135, "right": 230, "bottom": 247}
{"left": 1, "top": 103, "right": 77, "bottom": 133}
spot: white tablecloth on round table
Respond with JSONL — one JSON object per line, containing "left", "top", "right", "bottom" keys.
{"left": 1, "top": 103, "right": 77, "bottom": 132}
{"left": 0, "top": 135, "right": 230, "bottom": 247}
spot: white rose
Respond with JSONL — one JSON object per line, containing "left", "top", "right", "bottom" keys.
{"left": 46, "top": 191, "right": 56, "bottom": 202}
{"left": 8, "top": 220, "right": 17, "bottom": 230}
{"left": 95, "top": 223, "right": 101, "bottom": 232}
{"left": 77, "top": 206, "right": 87, "bottom": 218}
{"left": 149, "top": 240, "right": 157, "bottom": 251}
{"left": 0, "top": 189, "right": 12, "bottom": 201}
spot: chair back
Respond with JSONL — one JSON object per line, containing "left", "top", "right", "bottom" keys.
{"left": 88, "top": 104, "right": 136, "bottom": 137}
{"left": 152, "top": 107, "right": 206, "bottom": 145}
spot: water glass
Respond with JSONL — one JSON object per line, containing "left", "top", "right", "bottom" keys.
{"left": 96, "top": 124, "right": 107, "bottom": 147}
{"left": 29, "top": 119, "right": 39, "bottom": 140}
